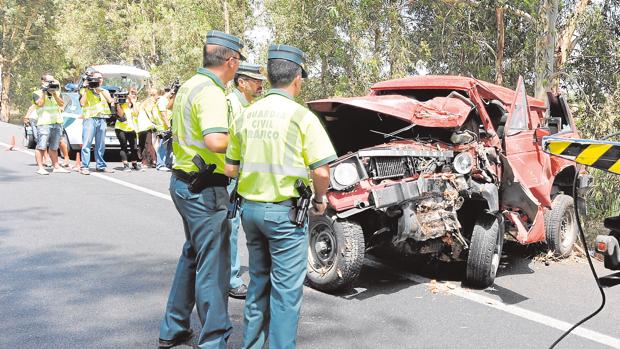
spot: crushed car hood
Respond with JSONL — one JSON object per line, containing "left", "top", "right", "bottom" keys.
{"left": 307, "top": 94, "right": 473, "bottom": 128}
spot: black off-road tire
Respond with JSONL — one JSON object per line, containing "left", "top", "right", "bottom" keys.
{"left": 465, "top": 213, "right": 503, "bottom": 289}
{"left": 305, "top": 215, "right": 365, "bottom": 293}
{"left": 545, "top": 194, "right": 577, "bottom": 257}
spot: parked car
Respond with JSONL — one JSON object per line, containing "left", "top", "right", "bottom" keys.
{"left": 305, "top": 75, "right": 592, "bottom": 291}
{"left": 62, "top": 64, "right": 150, "bottom": 156}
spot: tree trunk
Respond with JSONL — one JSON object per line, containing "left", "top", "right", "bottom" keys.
{"left": 0, "top": 62, "right": 12, "bottom": 122}
{"left": 553, "top": 0, "right": 590, "bottom": 92}
{"left": 534, "top": 0, "right": 559, "bottom": 99}
{"left": 495, "top": 6, "right": 505, "bottom": 86}
{"left": 222, "top": 0, "right": 230, "bottom": 34}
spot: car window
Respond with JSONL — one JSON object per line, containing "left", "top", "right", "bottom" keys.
{"left": 507, "top": 81, "right": 529, "bottom": 135}
{"left": 62, "top": 93, "right": 82, "bottom": 114}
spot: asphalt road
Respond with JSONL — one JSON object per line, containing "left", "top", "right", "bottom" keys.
{"left": 1, "top": 121, "right": 619, "bottom": 349}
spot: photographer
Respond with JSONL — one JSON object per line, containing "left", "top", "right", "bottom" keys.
{"left": 33, "top": 74, "right": 69, "bottom": 175}
{"left": 114, "top": 87, "right": 139, "bottom": 171}
{"left": 79, "top": 70, "right": 114, "bottom": 175}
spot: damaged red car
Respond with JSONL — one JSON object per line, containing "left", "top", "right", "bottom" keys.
{"left": 305, "top": 75, "right": 591, "bottom": 291}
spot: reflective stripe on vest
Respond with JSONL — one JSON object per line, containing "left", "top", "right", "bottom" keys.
{"left": 82, "top": 90, "right": 110, "bottom": 118}
{"left": 36, "top": 97, "right": 62, "bottom": 125}
{"left": 241, "top": 162, "right": 308, "bottom": 178}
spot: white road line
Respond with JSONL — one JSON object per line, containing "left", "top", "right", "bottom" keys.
{"left": 365, "top": 257, "right": 620, "bottom": 349}
{"left": 0, "top": 141, "right": 172, "bottom": 202}
{"left": 90, "top": 172, "right": 172, "bottom": 201}
{"left": 2, "top": 137, "right": 619, "bottom": 348}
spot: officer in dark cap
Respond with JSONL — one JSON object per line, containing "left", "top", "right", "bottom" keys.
{"left": 158, "top": 29, "right": 244, "bottom": 349}
{"left": 226, "top": 62, "right": 266, "bottom": 300}
{"left": 225, "top": 44, "right": 336, "bottom": 348}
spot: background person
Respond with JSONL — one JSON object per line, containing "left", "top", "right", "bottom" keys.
{"left": 158, "top": 30, "right": 244, "bottom": 349}
{"left": 151, "top": 88, "right": 171, "bottom": 171}
{"left": 79, "top": 71, "right": 114, "bottom": 174}
{"left": 135, "top": 90, "right": 158, "bottom": 170}
{"left": 225, "top": 62, "right": 266, "bottom": 300}
{"left": 158, "top": 85, "right": 178, "bottom": 169}
{"left": 224, "top": 44, "right": 336, "bottom": 349}
{"left": 115, "top": 87, "right": 139, "bottom": 172}
{"left": 33, "top": 74, "right": 70, "bottom": 175}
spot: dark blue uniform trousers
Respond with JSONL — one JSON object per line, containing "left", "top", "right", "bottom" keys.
{"left": 240, "top": 200, "right": 308, "bottom": 349}
{"left": 160, "top": 176, "right": 232, "bottom": 349}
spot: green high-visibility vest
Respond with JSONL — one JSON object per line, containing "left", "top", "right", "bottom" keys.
{"left": 34, "top": 92, "right": 63, "bottom": 125}
{"left": 226, "top": 89, "right": 337, "bottom": 202}
{"left": 171, "top": 68, "right": 230, "bottom": 174}
{"left": 114, "top": 103, "right": 136, "bottom": 132}
{"left": 81, "top": 88, "right": 111, "bottom": 119}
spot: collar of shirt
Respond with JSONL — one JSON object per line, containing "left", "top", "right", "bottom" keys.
{"left": 233, "top": 88, "right": 250, "bottom": 107}
{"left": 265, "top": 88, "right": 294, "bottom": 101}
{"left": 197, "top": 67, "right": 225, "bottom": 89}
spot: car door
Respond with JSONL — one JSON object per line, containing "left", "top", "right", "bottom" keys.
{"left": 499, "top": 77, "right": 550, "bottom": 243}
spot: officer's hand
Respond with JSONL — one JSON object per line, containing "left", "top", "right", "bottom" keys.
{"left": 310, "top": 199, "right": 327, "bottom": 216}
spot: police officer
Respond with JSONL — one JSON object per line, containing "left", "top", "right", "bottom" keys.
{"left": 158, "top": 30, "right": 244, "bottom": 349}
{"left": 225, "top": 44, "right": 336, "bottom": 349}
{"left": 226, "top": 62, "right": 266, "bottom": 299}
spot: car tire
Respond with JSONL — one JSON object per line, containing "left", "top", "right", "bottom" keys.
{"left": 545, "top": 194, "right": 577, "bottom": 257}
{"left": 305, "top": 214, "right": 365, "bottom": 293}
{"left": 465, "top": 213, "right": 503, "bottom": 289}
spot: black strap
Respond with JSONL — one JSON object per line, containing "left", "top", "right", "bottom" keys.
{"left": 173, "top": 169, "right": 229, "bottom": 188}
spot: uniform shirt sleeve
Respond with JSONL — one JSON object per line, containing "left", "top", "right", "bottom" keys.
{"left": 32, "top": 91, "right": 41, "bottom": 104}
{"left": 300, "top": 110, "right": 337, "bottom": 169}
{"left": 195, "top": 86, "right": 229, "bottom": 136}
{"left": 225, "top": 114, "right": 241, "bottom": 165}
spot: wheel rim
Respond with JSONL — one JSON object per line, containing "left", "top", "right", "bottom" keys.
{"left": 308, "top": 222, "right": 337, "bottom": 273}
{"left": 560, "top": 207, "right": 576, "bottom": 250}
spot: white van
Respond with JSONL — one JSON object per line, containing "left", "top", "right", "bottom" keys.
{"left": 62, "top": 64, "right": 150, "bottom": 156}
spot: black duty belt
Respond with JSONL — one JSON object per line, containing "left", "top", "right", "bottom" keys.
{"left": 172, "top": 169, "right": 229, "bottom": 187}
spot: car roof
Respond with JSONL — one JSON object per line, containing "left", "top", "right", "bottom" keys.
{"left": 371, "top": 75, "right": 546, "bottom": 109}
{"left": 91, "top": 64, "right": 150, "bottom": 80}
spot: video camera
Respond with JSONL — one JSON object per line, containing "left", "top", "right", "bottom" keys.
{"left": 169, "top": 78, "right": 181, "bottom": 95}
{"left": 80, "top": 68, "right": 101, "bottom": 89}
{"left": 114, "top": 91, "right": 129, "bottom": 105}
{"left": 42, "top": 80, "right": 60, "bottom": 94}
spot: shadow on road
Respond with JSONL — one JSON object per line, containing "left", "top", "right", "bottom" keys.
{"left": 0, "top": 242, "right": 181, "bottom": 348}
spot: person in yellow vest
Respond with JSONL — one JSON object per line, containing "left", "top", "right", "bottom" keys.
{"left": 224, "top": 44, "right": 336, "bottom": 349}
{"left": 114, "top": 87, "right": 139, "bottom": 172}
{"left": 136, "top": 89, "right": 158, "bottom": 170}
{"left": 225, "top": 62, "right": 266, "bottom": 300}
{"left": 158, "top": 30, "right": 244, "bottom": 349}
{"left": 33, "top": 74, "right": 70, "bottom": 175}
{"left": 154, "top": 88, "right": 173, "bottom": 171}
{"left": 79, "top": 71, "right": 114, "bottom": 175}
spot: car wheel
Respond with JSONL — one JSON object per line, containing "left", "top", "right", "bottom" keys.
{"left": 305, "top": 214, "right": 365, "bottom": 292}
{"left": 465, "top": 213, "right": 503, "bottom": 289}
{"left": 545, "top": 194, "right": 577, "bottom": 257}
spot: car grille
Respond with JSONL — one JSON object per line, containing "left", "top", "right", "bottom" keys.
{"left": 370, "top": 157, "right": 406, "bottom": 179}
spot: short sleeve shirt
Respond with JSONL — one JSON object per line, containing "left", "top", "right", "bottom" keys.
{"left": 171, "top": 68, "right": 230, "bottom": 174}
{"left": 226, "top": 89, "right": 337, "bottom": 202}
